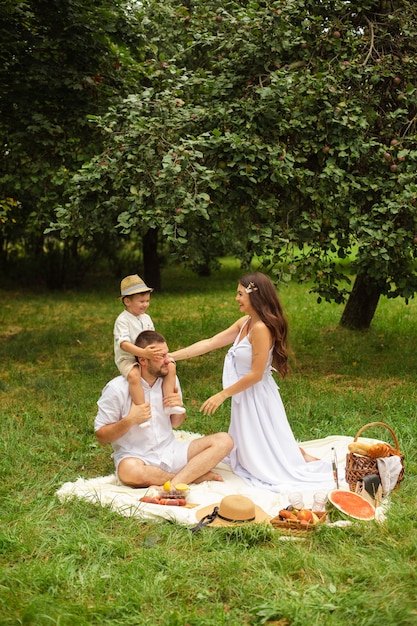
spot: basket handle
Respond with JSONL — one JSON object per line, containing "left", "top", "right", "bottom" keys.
{"left": 353, "top": 421, "right": 400, "bottom": 452}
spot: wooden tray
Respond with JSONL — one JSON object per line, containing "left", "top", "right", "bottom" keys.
{"left": 270, "top": 511, "right": 327, "bottom": 533}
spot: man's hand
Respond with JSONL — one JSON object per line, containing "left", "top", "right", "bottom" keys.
{"left": 163, "top": 391, "right": 183, "bottom": 411}
{"left": 163, "top": 387, "right": 186, "bottom": 428}
{"left": 127, "top": 401, "right": 152, "bottom": 427}
{"left": 95, "top": 401, "right": 152, "bottom": 444}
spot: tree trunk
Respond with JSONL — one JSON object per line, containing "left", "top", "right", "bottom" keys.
{"left": 142, "top": 228, "right": 161, "bottom": 291}
{"left": 340, "top": 273, "right": 381, "bottom": 329}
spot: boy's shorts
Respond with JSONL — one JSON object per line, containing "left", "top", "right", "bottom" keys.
{"left": 117, "top": 358, "right": 139, "bottom": 378}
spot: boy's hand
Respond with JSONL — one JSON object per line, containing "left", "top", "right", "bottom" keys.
{"left": 142, "top": 343, "right": 164, "bottom": 359}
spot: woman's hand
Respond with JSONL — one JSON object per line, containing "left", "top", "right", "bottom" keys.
{"left": 200, "top": 391, "right": 227, "bottom": 415}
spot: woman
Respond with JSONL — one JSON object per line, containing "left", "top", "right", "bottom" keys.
{"left": 170, "top": 272, "right": 334, "bottom": 493}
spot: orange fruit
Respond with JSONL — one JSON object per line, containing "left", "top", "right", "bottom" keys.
{"left": 297, "top": 509, "right": 313, "bottom": 523}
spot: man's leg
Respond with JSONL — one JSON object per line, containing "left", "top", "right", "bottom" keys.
{"left": 117, "top": 432, "right": 233, "bottom": 488}
{"left": 118, "top": 457, "right": 173, "bottom": 488}
{"left": 171, "top": 432, "right": 233, "bottom": 486}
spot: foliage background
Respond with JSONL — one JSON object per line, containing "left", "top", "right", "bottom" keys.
{"left": 1, "top": 0, "right": 417, "bottom": 329}
{"left": 47, "top": 0, "right": 417, "bottom": 327}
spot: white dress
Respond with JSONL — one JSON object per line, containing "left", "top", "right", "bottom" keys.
{"left": 223, "top": 322, "right": 335, "bottom": 493}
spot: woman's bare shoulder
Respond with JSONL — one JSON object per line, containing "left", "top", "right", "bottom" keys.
{"left": 250, "top": 320, "right": 272, "bottom": 342}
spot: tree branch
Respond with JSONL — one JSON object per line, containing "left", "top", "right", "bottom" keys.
{"left": 362, "top": 16, "right": 375, "bottom": 66}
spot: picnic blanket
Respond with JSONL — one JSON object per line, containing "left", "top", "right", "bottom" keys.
{"left": 56, "top": 432, "right": 385, "bottom": 525}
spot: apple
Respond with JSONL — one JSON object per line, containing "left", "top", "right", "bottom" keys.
{"left": 333, "top": 31, "right": 341, "bottom": 38}
{"left": 390, "top": 164, "right": 398, "bottom": 171}
{"left": 323, "top": 145, "right": 330, "bottom": 153}
{"left": 393, "top": 76, "right": 401, "bottom": 84}
{"left": 391, "top": 138, "right": 399, "bottom": 146}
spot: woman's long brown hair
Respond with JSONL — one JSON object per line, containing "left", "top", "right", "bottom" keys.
{"left": 239, "top": 272, "right": 290, "bottom": 378}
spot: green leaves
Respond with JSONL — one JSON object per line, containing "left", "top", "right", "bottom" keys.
{"left": 6, "top": 0, "right": 415, "bottom": 313}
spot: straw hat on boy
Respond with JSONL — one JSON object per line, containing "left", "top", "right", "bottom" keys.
{"left": 119, "top": 274, "right": 153, "bottom": 298}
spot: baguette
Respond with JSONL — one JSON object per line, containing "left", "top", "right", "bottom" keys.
{"left": 348, "top": 441, "right": 402, "bottom": 458}
{"left": 348, "top": 442, "right": 372, "bottom": 456}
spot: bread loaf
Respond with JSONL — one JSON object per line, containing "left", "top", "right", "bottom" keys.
{"left": 366, "top": 442, "right": 401, "bottom": 458}
{"left": 348, "top": 441, "right": 401, "bottom": 458}
{"left": 348, "top": 442, "right": 371, "bottom": 456}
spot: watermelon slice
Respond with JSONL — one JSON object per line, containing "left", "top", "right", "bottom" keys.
{"left": 328, "top": 489, "right": 375, "bottom": 521}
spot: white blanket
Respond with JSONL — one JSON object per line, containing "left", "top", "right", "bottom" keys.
{"left": 56, "top": 432, "right": 382, "bottom": 525}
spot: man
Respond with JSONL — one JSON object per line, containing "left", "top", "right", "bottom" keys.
{"left": 95, "top": 330, "right": 233, "bottom": 488}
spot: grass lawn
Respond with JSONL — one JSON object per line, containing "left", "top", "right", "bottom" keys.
{"left": 0, "top": 260, "right": 416, "bottom": 625}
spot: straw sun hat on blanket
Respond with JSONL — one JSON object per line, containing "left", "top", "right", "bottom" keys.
{"left": 192, "top": 495, "right": 271, "bottom": 531}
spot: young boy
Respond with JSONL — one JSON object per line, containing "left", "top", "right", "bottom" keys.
{"left": 114, "top": 274, "right": 185, "bottom": 427}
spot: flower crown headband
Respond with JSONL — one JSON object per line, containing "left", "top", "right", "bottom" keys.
{"left": 245, "top": 281, "right": 258, "bottom": 294}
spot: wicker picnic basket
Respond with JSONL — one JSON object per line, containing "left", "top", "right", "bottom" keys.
{"left": 345, "top": 422, "right": 405, "bottom": 492}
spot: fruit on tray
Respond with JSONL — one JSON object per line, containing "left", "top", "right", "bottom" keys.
{"left": 278, "top": 509, "right": 298, "bottom": 521}
{"left": 140, "top": 482, "right": 190, "bottom": 506}
{"left": 297, "top": 508, "right": 313, "bottom": 523}
{"left": 277, "top": 508, "right": 321, "bottom": 525}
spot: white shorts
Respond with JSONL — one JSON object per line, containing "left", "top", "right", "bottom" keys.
{"left": 114, "top": 439, "right": 190, "bottom": 476}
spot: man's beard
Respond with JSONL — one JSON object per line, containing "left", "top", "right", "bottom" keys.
{"left": 147, "top": 362, "right": 169, "bottom": 379}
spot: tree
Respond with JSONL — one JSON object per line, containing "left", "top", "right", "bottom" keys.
{"left": 0, "top": 0, "right": 144, "bottom": 286}
{"left": 52, "top": 0, "right": 417, "bottom": 327}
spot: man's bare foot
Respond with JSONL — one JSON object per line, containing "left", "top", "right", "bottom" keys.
{"left": 300, "top": 447, "right": 320, "bottom": 463}
{"left": 193, "top": 471, "right": 224, "bottom": 484}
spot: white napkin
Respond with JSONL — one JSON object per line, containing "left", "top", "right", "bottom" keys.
{"left": 376, "top": 456, "right": 402, "bottom": 495}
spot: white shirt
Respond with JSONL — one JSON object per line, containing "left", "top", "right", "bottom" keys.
{"left": 113, "top": 309, "right": 155, "bottom": 367}
{"left": 94, "top": 375, "right": 182, "bottom": 468}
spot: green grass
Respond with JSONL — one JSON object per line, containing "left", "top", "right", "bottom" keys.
{"left": 1, "top": 260, "right": 416, "bottom": 625}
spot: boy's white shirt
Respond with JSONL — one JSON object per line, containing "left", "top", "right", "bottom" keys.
{"left": 113, "top": 309, "right": 155, "bottom": 367}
